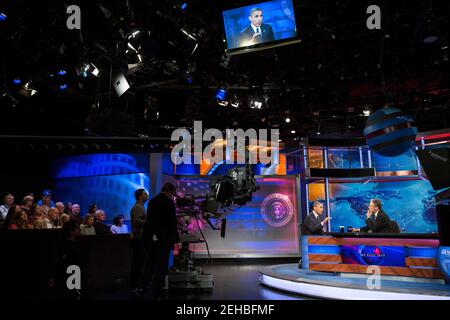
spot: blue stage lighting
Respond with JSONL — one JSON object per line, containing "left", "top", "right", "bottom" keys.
{"left": 12, "top": 78, "right": 21, "bottom": 85}
{"left": 181, "top": 3, "right": 188, "bottom": 10}
{"left": 215, "top": 87, "right": 227, "bottom": 101}
{"left": 58, "top": 69, "right": 67, "bottom": 76}
{"left": 0, "top": 12, "right": 7, "bottom": 21}
{"left": 59, "top": 84, "right": 68, "bottom": 91}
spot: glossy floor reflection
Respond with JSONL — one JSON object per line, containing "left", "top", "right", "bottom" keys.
{"left": 93, "top": 259, "right": 313, "bottom": 300}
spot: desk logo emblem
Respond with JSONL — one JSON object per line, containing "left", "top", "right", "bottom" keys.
{"left": 360, "top": 246, "right": 386, "bottom": 265}
{"left": 261, "top": 193, "right": 294, "bottom": 228}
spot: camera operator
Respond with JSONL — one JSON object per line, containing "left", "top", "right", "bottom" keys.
{"left": 140, "top": 183, "right": 180, "bottom": 299}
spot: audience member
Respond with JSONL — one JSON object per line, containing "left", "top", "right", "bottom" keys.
{"left": 70, "top": 203, "right": 82, "bottom": 225}
{"left": 65, "top": 202, "right": 73, "bottom": 214}
{"left": 87, "top": 204, "right": 98, "bottom": 215}
{"left": 0, "top": 192, "right": 14, "bottom": 226}
{"left": 80, "top": 214, "right": 96, "bottom": 235}
{"left": 37, "top": 190, "right": 54, "bottom": 215}
{"left": 21, "top": 195, "right": 34, "bottom": 215}
{"left": 9, "top": 211, "right": 32, "bottom": 230}
{"left": 32, "top": 205, "right": 53, "bottom": 229}
{"left": 2, "top": 204, "right": 23, "bottom": 230}
{"left": 55, "top": 202, "right": 65, "bottom": 215}
{"left": 110, "top": 215, "right": 129, "bottom": 234}
{"left": 93, "top": 210, "right": 112, "bottom": 235}
{"left": 59, "top": 213, "right": 71, "bottom": 226}
{"left": 48, "top": 207, "right": 60, "bottom": 228}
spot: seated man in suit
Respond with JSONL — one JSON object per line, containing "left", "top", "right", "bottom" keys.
{"left": 238, "top": 7, "right": 275, "bottom": 47}
{"left": 305, "top": 201, "right": 331, "bottom": 235}
{"left": 352, "top": 198, "right": 391, "bottom": 233}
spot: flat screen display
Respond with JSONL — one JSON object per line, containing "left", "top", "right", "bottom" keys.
{"left": 223, "top": 0, "right": 299, "bottom": 54}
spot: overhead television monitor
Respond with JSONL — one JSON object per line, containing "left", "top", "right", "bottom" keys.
{"left": 222, "top": 0, "right": 300, "bottom": 55}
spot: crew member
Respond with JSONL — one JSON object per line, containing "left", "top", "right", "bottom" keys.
{"left": 140, "top": 183, "right": 180, "bottom": 299}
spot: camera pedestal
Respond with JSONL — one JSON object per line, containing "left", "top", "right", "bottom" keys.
{"left": 167, "top": 238, "right": 214, "bottom": 290}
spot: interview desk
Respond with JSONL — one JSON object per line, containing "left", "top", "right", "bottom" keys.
{"left": 301, "top": 233, "right": 443, "bottom": 279}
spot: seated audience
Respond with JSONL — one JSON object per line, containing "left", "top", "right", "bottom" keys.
{"left": 87, "top": 203, "right": 98, "bottom": 216}
{"left": 9, "top": 211, "right": 32, "bottom": 230}
{"left": 94, "top": 210, "right": 112, "bottom": 235}
{"left": 0, "top": 192, "right": 15, "bottom": 227}
{"left": 59, "top": 213, "right": 71, "bottom": 226}
{"left": 65, "top": 202, "right": 73, "bottom": 214}
{"left": 110, "top": 215, "right": 129, "bottom": 234}
{"left": 70, "top": 203, "right": 82, "bottom": 225}
{"left": 55, "top": 202, "right": 65, "bottom": 215}
{"left": 2, "top": 204, "right": 24, "bottom": 230}
{"left": 21, "top": 195, "right": 34, "bottom": 216}
{"left": 32, "top": 205, "right": 53, "bottom": 229}
{"left": 48, "top": 207, "right": 60, "bottom": 228}
{"left": 37, "top": 190, "right": 54, "bottom": 215}
{"left": 80, "top": 214, "right": 96, "bottom": 236}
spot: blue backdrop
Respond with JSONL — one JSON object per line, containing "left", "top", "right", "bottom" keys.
{"left": 52, "top": 153, "right": 150, "bottom": 223}
{"left": 223, "top": 0, "right": 297, "bottom": 49}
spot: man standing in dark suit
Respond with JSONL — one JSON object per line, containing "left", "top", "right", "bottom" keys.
{"left": 305, "top": 201, "right": 331, "bottom": 235}
{"left": 140, "top": 183, "right": 180, "bottom": 299}
{"left": 352, "top": 198, "right": 391, "bottom": 233}
{"left": 238, "top": 7, "right": 275, "bottom": 47}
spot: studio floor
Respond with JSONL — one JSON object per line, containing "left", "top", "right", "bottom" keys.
{"left": 93, "top": 259, "right": 312, "bottom": 300}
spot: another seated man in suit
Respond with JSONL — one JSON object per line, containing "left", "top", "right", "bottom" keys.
{"left": 305, "top": 201, "right": 331, "bottom": 235}
{"left": 238, "top": 7, "right": 275, "bottom": 47}
{"left": 352, "top": 198, "right": 391, "bottom": 233}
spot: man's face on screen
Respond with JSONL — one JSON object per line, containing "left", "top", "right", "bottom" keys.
{"left": 249, "top": 10, "right": 263, "bottom": 27}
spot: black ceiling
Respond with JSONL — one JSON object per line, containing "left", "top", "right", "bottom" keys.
{"left": 0, "top": 0, "right": 449, "bottom": 141}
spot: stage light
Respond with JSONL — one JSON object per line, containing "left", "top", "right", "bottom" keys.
{"left": 230, "top": 95, "right": 240, "bottom": 108}
{"left": 12, "top": 78, "right": 21, "bottom": 85}
{"left": 58, "top": 69, "right": 67, "bottom": 76}
{"left": 362, "top": 105, "right": 371, "bottom": 117}
{"left": 181, "top": 3, "right": 188, "bottom": 10}
{"left": 0, "top": 12, "right": 6, "bottom": 21}
{"left": 215, "top": 87, "right": 228, "bottom": 102}
{"left": 285, "top": 117, "right": 291, "bottom": 123}
{"left": 78, "top": 63, "right": 100, "bottom": 78}
{"left": 250, "top": 98, "right": 263, "bottom": 109}
{"left": 316, "top": 131, "right": 321, "bottom": 135}
{"left": 291, "top": 130, "right": 296, "bottom": 134}
{"left": 19, "top": 81, "right": 38, "bottom": 97}
{"left": 59, "top": 84, "right": 68, "bottom": 91}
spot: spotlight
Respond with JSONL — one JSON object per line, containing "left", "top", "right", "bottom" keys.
{"left": 215, "top": 87, "right": 228, "bottom": 103}
{"left": 59, "top": 84, "right": 68, "bottom": 91}
{"left": 77, "top": 63, "right": 100, "bottom": 78}
{"left": 0, "top": 12, "right": 6, "bottom": 21}
{"left": 12, "top": 78, "right": 21, "bottom": 85}
{"left": 291, "top": 130, "right": 296, "bottom": 134}
{"left": 285, "top": 117, "right": 291, "bottom": 123}
{"left": 58, "top": 69, "right": 67, "bottom": 76}
{"left": 229, "top": 95, "right": 240, "bottom": 108}
{"left": 250, "top": 98, "right": 263, "bottom": 109}
{"left": 181, "top": 3, "right": 188, "bottom": 11}
{"left": 316, "top": 131, "right": 321, "bottom": 135}
{"left": 19, "top": 81, "right": 38, "bottom": 97}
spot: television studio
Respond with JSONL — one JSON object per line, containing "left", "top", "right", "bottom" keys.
{"left": 1, "top": 0, "right": 450, "bottom": 306}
